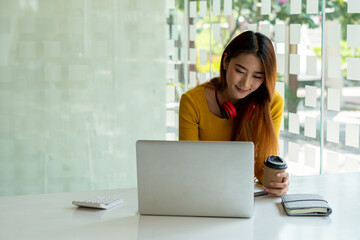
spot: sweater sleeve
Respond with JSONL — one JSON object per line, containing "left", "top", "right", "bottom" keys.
{"left": 179, "top": 92, "right": 200, "bottom": 140}
{"left": 270, "top": 91, "right": 284, "bottom": 139}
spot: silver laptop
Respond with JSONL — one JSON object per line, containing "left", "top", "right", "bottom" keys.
{"left": 136, "top": 140, "right": 254, "bottom": 218}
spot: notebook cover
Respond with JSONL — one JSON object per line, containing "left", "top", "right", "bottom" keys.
{"left": 281, "top": 194, "right": 332, "bottom": 216}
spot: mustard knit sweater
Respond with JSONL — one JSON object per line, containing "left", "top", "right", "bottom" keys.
{"left": 179, "top": 82, "right": 284, "bottom": 181}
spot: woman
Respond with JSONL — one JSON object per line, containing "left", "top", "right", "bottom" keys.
{"left": 179, "top": 31, "right": 289, "bottom": 196}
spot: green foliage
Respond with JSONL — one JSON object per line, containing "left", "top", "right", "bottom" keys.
{"left": 326, "top": 0, "right": 360, "bottom": 39}
{"left": 233, "top": 0, "right": 320, "bottom": 27}
{"left": 313, "top": 46, "right": 321, "bottom": 59}
{"left": 183, "top": 0, "right": 360, "bottom": 83}
{"left": 188, "top": 0, "right": 360, "bottom": 48}
{"left": 313, "top": 41, "right": 360, "bottom": 79}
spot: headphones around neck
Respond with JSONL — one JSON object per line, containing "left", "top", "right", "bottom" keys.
{"left": 215, "top": 86, "right": 257, "bottom": 120}
{"left": 215, "top": 86, "right": 237, "bottom": 119}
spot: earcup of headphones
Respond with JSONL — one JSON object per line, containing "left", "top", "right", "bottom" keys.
{"left": 214, "top": 86, "right": 237, "bottom": 119}
{"left": 221, "top": 101, "right": 237, "bottom": 119}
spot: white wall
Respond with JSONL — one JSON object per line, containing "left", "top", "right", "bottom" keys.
{"left": 0, "top": 0, "right": 167, "bottom": 196}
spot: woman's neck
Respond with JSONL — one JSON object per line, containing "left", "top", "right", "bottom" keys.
{"left": 218, "top": 88, "right": 238, "bottom": 105}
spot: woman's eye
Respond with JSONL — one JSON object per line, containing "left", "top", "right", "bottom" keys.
{"left": 253, "top": 76, "right": 262, "bottom": 79}
{"left": 236, "top": 70, "right": 245, "bottom": 74}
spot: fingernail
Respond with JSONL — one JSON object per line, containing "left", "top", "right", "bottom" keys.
{"left": 277, "top": 173, "right": 281, "bottom": 177}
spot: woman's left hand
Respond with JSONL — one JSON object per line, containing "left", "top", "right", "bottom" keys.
{"left": 264, "top": 172, "right": 290, "bottom": 196}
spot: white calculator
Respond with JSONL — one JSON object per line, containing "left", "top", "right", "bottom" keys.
{"left": 72, "top": 197, "right": 123, "bottom": 210}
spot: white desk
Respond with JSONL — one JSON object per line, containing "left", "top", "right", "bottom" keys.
{"left": 1, "top": 173, "right": 359, "bottom": 240}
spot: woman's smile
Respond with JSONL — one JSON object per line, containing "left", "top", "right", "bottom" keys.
{"left": 235, "top": 86, "right": 249, "bottom": 93}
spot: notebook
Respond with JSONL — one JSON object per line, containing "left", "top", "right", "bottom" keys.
{"left": 136, "top": 140, "right": 255, "bottom": 218}
{"left": 281, "top": 194, "right": 333, "bottom": 216}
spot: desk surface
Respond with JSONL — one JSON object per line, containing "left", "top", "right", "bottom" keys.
{"left": 1, "top": 173, "right": 359, "bottom": 240}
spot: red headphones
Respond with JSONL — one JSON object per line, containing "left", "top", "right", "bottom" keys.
{"left": 215, "top": 86, "right": 237, "bottom": 119}
{"left": 215, "top": 86, "right": 256, "bottom": 120}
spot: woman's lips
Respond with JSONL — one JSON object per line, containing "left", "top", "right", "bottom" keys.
{"left": 236, "top": 86, "right": 249, "bottom": 93}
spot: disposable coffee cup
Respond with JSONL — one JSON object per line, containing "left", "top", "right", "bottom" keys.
{"left": 263, "top": 155, "right": 287, "bottom": 188}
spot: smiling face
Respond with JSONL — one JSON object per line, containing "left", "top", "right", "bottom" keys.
{"left": 222, "top": 53, "right": 265, "bottom": 104}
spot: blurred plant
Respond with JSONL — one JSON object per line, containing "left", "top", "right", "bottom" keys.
{"left": 177, "top": 0, "right": 360, "bottom": 47}
{"left": 223, "top": 0, "right": 321, "bottom": 46}
{"left": 224, "top": 0, "right": 360, "bottom": 47}
{"left": 326, "top": 0, "right": 360, "bottom": 39}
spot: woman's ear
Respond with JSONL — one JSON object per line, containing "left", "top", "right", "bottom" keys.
{"left": 222, "top": 52, "right": 228, "bottom": 70}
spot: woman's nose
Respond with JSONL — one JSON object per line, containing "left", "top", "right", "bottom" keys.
{"left": 241, "top": 74, "right": 251, "bottom": 88}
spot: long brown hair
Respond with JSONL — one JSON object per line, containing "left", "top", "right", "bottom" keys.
{"left": 211, "top": 31, "right": 278, "bottom": 179}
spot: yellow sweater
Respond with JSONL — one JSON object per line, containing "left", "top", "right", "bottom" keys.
{"left": 179, "top": 82, "right": 284, "bottom": 180}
